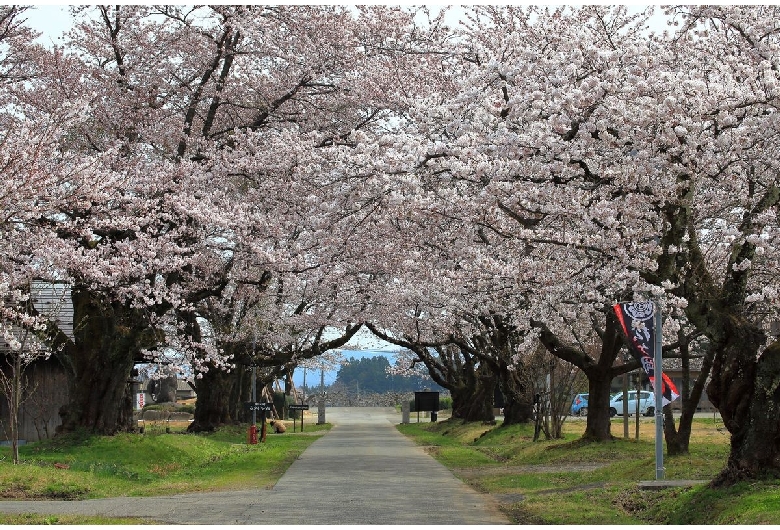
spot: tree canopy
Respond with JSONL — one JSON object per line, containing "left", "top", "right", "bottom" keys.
{"left": 1, "top": 5, "right": 779, "bottom": 485}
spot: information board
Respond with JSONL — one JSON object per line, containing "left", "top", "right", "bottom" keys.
{"left": 414, "top": 391, "right": 440, "bottom": 412}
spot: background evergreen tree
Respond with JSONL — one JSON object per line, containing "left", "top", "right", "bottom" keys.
{"left": 335, "top": 356, "right": 443, "bottom": 393}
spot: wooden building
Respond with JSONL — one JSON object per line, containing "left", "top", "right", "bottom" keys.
{"left": 0, "top": 281, "right": 73, "bottom": 443}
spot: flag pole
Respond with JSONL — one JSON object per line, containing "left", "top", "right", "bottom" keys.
{"left": 654, "top": 300, "right": 664, "bottom": 480}
{"left": 613, "top": 299, "right": 679, "bottom": 481}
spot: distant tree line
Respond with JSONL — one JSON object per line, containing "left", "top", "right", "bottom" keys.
{"left": 333, "top": 356, "right": 443, "bottom": 394}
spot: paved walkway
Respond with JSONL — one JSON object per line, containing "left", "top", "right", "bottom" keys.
{"left": 0, "top": 407, "right": 510, "bottom": 525}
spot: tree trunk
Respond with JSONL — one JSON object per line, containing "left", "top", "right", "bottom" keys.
{"left": 450, "top": 364, "right": 496, "bottom": 423}
{"left": 495, "top": 361, "right": 534, "bottom": 426}
{"left": 682, "top": 286, "right": 780, "bottom": 483}
{"left": 709, "top": 332, "right": 780, "bottom": 486}
{"left": 188, "top": 363, "right": 235, "bottom": 432}
{"left": 450, "top": 383, "right": 495, "bottom": 422}
{"left": 500, "top": 388, "right": 534, "bottom": 426}
{"left": 663, "top": 404, "right": 691, "bottom": 455}
{"left": 581, "top": 369, "right": 615, "bottom": 441}
{"left": 57, "top": 288, "right": 148, "bottom": 435}
{"left": 534, "top": 313, "right": 628, "bottom": 442}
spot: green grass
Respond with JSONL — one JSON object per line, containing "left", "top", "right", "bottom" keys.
{"left": 2, "top": 414, "right": 777, "bottom": 525}
{"left": 0, "top": 513, "right": 153, "bottom": 525}
{"left": 397, "top": 417, "right": 780, "bottom": 525}
{"left": 0, "top": 422, "right": 330, "bottom": 502}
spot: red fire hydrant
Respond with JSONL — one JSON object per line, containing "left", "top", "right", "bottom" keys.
{"left": 248, "top": 424, "right": 258, "bottom": 445}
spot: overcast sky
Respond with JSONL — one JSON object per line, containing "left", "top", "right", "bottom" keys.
{"left": 24, "top": 5, "right": 74, "bottom": 47}
{"left": 24, "top": 5, "right": 673, "bottom": 49}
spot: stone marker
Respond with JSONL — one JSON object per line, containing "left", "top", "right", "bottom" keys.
{"left": 401, "top": 400, "right": 410, "bottom": 424}
{"left": 317, "top": 399, "right": 326, "bottom": 424}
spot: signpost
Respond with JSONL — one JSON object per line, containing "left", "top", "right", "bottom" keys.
{"left": 289, "top": 403, "right": 309, "bottom": 432}
{"left": 414, "top": 391, "right": 440, "bottom": 422}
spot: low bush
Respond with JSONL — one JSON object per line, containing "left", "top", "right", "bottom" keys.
{"left": 142, "top": 403, "right": 194, "bottom": 414}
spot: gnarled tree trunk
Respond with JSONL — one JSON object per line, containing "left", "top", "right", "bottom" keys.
{"left": 497, "top": 363, "right": 534, "bottom": 426}
{"left": 707, "top": 321, "right": 780, "bottom": 486}
{"left": 449, "top": 363, "right": 496, "bottom": 422}
{"left": 188, "top": 362, "right": 235, "bottom": 432}
{"left": 57, "top": 288, "right": 150, "bottom": 435}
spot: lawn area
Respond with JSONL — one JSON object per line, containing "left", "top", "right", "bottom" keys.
{"left": 0, "top": 418, "right": 329, "bottom": 525}
{"left": 0, "top": 421, "right": 329, "bottom": 500}
{"left": 396, "top": 415, "right": 780, "bottom": 524}
{"left": 1, "top": 412, "right": 778, "bottom": 525}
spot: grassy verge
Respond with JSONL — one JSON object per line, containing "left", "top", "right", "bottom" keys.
{"left": 0, "top": 513, "right": 153, "bottom": 525}
{"left": 3, "top": 412, "right": 778, "bottom": 525}
{"left": 396, "top": 416, "right": 780, "bottom": 524}
{"left": 0, "top": 419, "right": 330, "bottom": 524}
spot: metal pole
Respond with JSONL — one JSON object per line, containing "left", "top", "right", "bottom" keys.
{"left": 654, "top": 301, "right": 664, "bottom": 480}
{"left": 635, "top": 372, "right": 640, "bottom": 440}
{"left": 252, "top": 333, "right": 257, "bottom": 427}
{"left": 622, "top": 372, "right": 629, "bottom": 439}
{"left": 252, "top": 366, "right": 257, "bottom": 426}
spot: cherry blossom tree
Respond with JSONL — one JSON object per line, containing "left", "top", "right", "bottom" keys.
{"left": 388, "top": 4, "right": 780, "bottom": 481}
{"left": 10, "top": 5, "right": 456, "bottom": 434}
{"left": 646, "top": 5, "right": 780, "bottom": 484}
{"left": 10, "top": 4, "right": 780, "bottom": 486}
{"left": 357, "top": 5, "right": 669, "bottom": 440}
{"left": 185, "top": 269, "right": 364, "bottom": 431}
{"left": 0, "top": 24, "right": 138, "bottom": 435}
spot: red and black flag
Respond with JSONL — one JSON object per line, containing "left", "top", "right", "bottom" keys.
{"left": 613, "top": 301, "right": 680, "bottom": 406}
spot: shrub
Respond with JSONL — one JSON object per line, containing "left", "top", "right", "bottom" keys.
{"left": 142, "top": 403, "right": 194, "bottom": 414}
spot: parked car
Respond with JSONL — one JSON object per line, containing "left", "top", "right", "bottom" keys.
{"left": 609, "top": 390, "right": 656, "bottom": 417}
{"left": 570, "top": 393, "right": 589, "bottom": 416}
